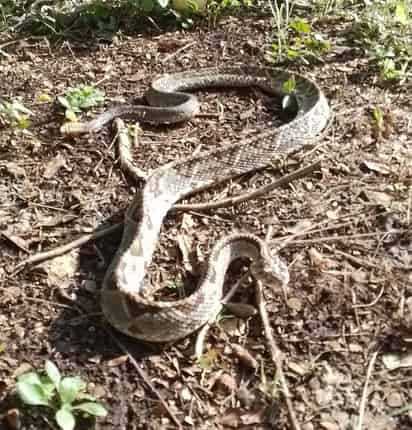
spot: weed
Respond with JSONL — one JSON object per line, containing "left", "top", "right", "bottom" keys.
{"left": 266, "top": 0, "right": 330, "bottom": 64}
{"left": 197, "top": 348, "right": 219, "bottom": 369}
{"left": 16, "top": 360, "right": 107, "bottom": 430}
{"left": 207, "top": 0, "right": 253, "bottom": 26}
{"left": 166, "top": 275, "right": 186, "bottom": 298}
{"left": 58, "top": 85, "right": 105, "bottom": 121}
{"left": 353, "top": 0, "right": 411, "bottom": 82}
{"left": 0, "top": 100, "right": 32, "bottom": 129}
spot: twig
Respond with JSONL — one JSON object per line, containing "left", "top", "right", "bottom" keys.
{"left": 356, "top": 351, "right": 379, "bottom": 430}
{"left": 322, "top": 244, "right": 380, "bottom": 270}
{"left": 13, "top": 160, "right": 321, "bottom": 272}
{"left": 107, "top": 329, "right": 183, "bottom": 430}
{"left": 12, "top": 223, "right": 123, "bottom": 273}
{"left": 271, "top": 230, "right": 407, "bottom": 247}
{"left": 161, "top": 42, "right": 197, "bottom": 64}
{"left": 173, "top": 159, "right": 321, "bottom": 212}
{"left": 352, "top": 285, "right": 385, "bottom": 309}
{"left": 255, "top": 280, "right": 301, "bottom": 430}
{"left": 47, "top": 284, "right": 183, "bottom": 430}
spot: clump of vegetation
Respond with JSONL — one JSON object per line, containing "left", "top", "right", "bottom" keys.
{"left": 0, "top": 100, "right": 32, "bottom": 129}
{"left": 353, "top": 0, "right": 411, "bottom": 82}
{"left": 16, "top": 360, "right": 107, "bottom": 430}
{"left": 267, "top": 0, "right": 330, "bottom": 64}
{"left": 58, "top": 85, "right": 105, "bottom": 121}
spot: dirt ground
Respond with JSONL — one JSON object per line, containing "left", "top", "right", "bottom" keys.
{"left": 0, "top": 10, "right": 412, "bottom": 430}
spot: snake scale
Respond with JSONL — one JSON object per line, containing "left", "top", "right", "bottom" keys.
{"left": 61, "top": 66, "right": 330, "bottom": 342}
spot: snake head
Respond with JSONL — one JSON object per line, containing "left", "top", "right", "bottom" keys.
{"left": 250, "top": 248, "right": 289, "bottom": 290}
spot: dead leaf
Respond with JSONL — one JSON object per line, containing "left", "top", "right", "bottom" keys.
{"left": 44, "top": 153, "right": 67, "bottom": 179}
{"left": 42, "top": 251, "right": 79, "bottom": 284}
{"left": 240, "top": 409, "right": 265, "bottom": 425}
{"left": 382, "top": 352, "right": 412, "bottom": 370}
{"left": 5, "top": 162, "right": 25, "bottom": 178}
{"left": 362, "top": 160, "right": 392, "bottom": 175}
{"left": 157, "top": 38, "right": 184, "bottom": 52}
{"left": 219, "top": 408, "right": 241, "bottom": 428}
{"left": 362, "top": 190, "right": 393, "bottom": 208}
{"left": 287, "top": 297, "right": 303, "bottom": 312}
{"left": 219, "top": 317, "right": 246, "bottom": 337}
{"left": 231, "top": 344, "right": 258, "bottom": 369}
{"left": 224, "top": 302, "right": 257, "bottom": 318}
{"left": 287, "top": 219, "right": 312, "bottom": 234}
{"left": 308, "top": 248, "right": 335, "bottom": 269}
{"left": 217, "top": 373, "right": 237, "bottom": 392}
{"left": 1, "top": 230, "right": 29, "bottom": 252}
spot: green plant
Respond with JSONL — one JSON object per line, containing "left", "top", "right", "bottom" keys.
{"left": 0, "top": 100, "right": 32, "bottom": 129}
{"left": 58, "top": 85, "right": 105, "bottom": 120}
{"left": 267, "top": 1, "right": 330, "bottom": 64}
{"left": 353, "top": 0, "right": 411, "bottom": 82}
{"left": 281, "top": 76, "right": 298, "bottom": 112}
{"left": 207, "top": 0, "right": 253, "bottom": 25}
{"left": 16, "top": 360, "right": 107, "bottom": 430}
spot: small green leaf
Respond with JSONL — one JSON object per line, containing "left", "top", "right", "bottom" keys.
{"left": 395, "top": 2, "right": 408, "bottom": 25}
{"left": 55, "top": 408, "right": 75, "bottom": 430}
{"left": 73, "top": 402, "right": 108, "bottom": 417}
{"left": 65, "top": 110, "right": 78, "bottom": 121}
{"left": 197, "top": 348, "right": 218, "bottom": 369}
{"left": 45, "top": 361, "right": 61, "bottom": 387}
{"left": 58, "top": 377, "right": 85, "bottom": 405}
{"left": 38, "top": 93, "right": 52, "bottom": 103}
{"left": 290, "top": 17, "right": 311, "bottom": 34}
{"left": 57, "top": 96, "right": 70, "bottom": 109}
{"left": 16, "top": 380, "right": 50, "bottom": 406}
{"left": 282, "top": 77, "right": 296, "bottom": 94}
{"left": 17, "top": 117, "right": 31, "bottom": 129}
{"left": 76, "top": 392, "right": 97, "bottom": 402}
{"left": 17, "top": 372, "right": 42, "bottom": 385}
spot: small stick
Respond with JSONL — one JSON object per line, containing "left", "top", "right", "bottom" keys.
{"left": 322, "top": 244, "right": 380, "bottom": 270}
{"left": 107, "top": 330, "right": 184, "bottom": 430}
{"left": 356, "top": 351, "right": 379, "bottom": 430}
{"left": 161, "top": 42, "right": 197, "bottom": 64}
{"left": 173, "top": 159, "right": 321, "bottom": 212}
{"left": 271, "top": 230, "right": 407, "bottom": 247}
{"left": 13, "top": 160, "right": 320, "bottom": 272}
{"left": 352, "top": 285, "right": 385, "bottom": 309}
{"left": 12, "top": 223, "right": 123, "bottom": 273}
{"left": 255, "top": 280, "right": 301, "bottom": 430}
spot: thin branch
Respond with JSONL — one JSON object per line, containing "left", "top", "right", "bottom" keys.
{"left": 107, "top": 329, "right": 183, "bottom": 430}
{"left": 12, "top": 223, "right": 123, "bottom": 273}
{"left": 173, "top": 159, "right": 321, "bottom": 212}
{"left": 255, "top": 280, "right": 302, "bottom": 430}
{"left": 356, "top": 351, "right": 379, "bottom": 430}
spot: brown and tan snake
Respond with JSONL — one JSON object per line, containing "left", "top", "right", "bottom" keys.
{"left": 61, "top": 66, "right": 330, "bottom": 342}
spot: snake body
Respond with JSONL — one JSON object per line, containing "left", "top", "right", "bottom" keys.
{"left": 62, "top": 67, "right": 330, "bottom": 342}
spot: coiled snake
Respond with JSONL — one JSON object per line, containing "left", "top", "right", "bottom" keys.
{"left": 61, "top": 66, "right": 330, "bottom": 342}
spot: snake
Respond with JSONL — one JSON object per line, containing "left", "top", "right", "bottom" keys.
{"left": 61, "top": 66, "right": 330, "bottom": 342}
